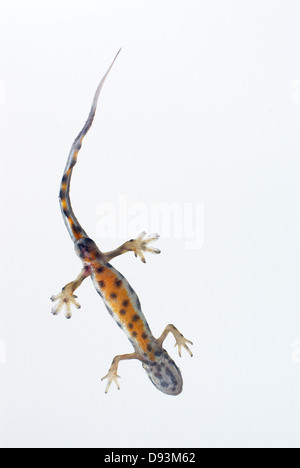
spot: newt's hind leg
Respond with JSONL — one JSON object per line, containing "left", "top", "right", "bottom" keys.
{"left": 103, "top": 231, "right": 161, "bottom": 264}
{"left": 157, "top": 324, "right": 193, "bottom": 357}
{"left": 51, "top": 267, "right": 91, "bottom": 319}
{"left": 101, "top": 352, "right": 139, "bottom": 393}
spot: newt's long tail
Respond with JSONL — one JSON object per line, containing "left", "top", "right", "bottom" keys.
{"left": 59, "top": 49, "right": 121, "bottom": 243}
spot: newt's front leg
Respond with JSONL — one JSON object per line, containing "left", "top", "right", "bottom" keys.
{"left": 51, "top": 267, "right": 91, "bottom": 319}
{"left": 103, "top": 232, "right": 161, "bottom": 264}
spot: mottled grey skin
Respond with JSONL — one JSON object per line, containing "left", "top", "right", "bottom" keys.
{"left": 143, "top": 350, "right": 183, "bottom": 396}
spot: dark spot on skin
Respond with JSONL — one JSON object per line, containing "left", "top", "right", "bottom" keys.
{"left": 154, "top": 350, "right": 163, "bottom": 357}
{"left": 132, "top": 331, "right": 137, "bottom": 337}
{"left": 70, "top": 158, "right": 76, "bottom": 169}
{"left": 142, "top": 333, "right": 148, "bottom": 340}
{"left": 132, "top": 314, "right": 140, "bottom": 322}
{"left": 76, "top": 142, "right": 82, "bottom": 151}
{"left": 154, "top": 372, "right": 163, "bottom": 379}
{"left": 160, "top": 381, "right": 169, "bottom": 388}
{"left": 147, "top": 344, "right": 153, "bottom": 352}
{"left": 110, "top": 292, "right": 117, "bottom": 299}
{"left": 59, "top": 188, "right": 66, "bottom": 199}
{"left": 128, "top": 323, "right": 134, "bottom": 329}
{"left": 97, "top": 266, "right": 105, "bottom": 273}
{"left": 72, "top": 225, "right": 81, "bottom": 234}
{"left": 99, "top": 281, "right": 105, "bottom": 288}
{"left": 122, "top": 300, "right": 129, "bottom": 307}
{"left": 115, "top": 279, "right": 122, "bottom": 288}
{"left": 120, "top": 309, "right": 126, "bottom": 315}
{"left": 63, "top": 208, "right": 70, "bottom": 217}
{"left": 61, "top": 174, "right": 68, "bottom": 184}
{"left": 76, "top": 242, "right": 84, "bottom": 253}
{"left": 165, "top": 367, "right": 178, "bottom": 386}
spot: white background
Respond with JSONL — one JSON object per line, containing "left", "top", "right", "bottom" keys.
{"left": 1, "top": 0, "right": 300, "bottom": 449}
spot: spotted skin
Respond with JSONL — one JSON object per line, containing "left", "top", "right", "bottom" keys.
{"left": 51, "top": 51, "right": 193, "bottom": 395}
{"left": 92, "top": 261, "right": 156, "bottom": 360}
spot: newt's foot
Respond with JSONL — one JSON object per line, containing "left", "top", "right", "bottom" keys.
{"left": 130, "top": 231, "right": 161, "bottom": 263}
{"left": 174, "top": 333, "right": 193, "bottom": 358}
{"left": 158, "top": 324, "right": 194, "bottom": 358}
{"left": 51, "top": 285, "right": 81, "bottom": 319}
{"left": 101, "top": 369, "right": 121, "bottom": 393}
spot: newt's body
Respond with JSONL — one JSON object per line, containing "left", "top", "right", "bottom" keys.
{"left": 51, "top": 51, "right": 193, "bottom": 395}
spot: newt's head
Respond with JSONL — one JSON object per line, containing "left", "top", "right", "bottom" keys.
{"left": 142, "top": 351, "right": 183, "bottom": 396}
{"left": 75, "top": 237, "right": 100, "bottom": 263}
